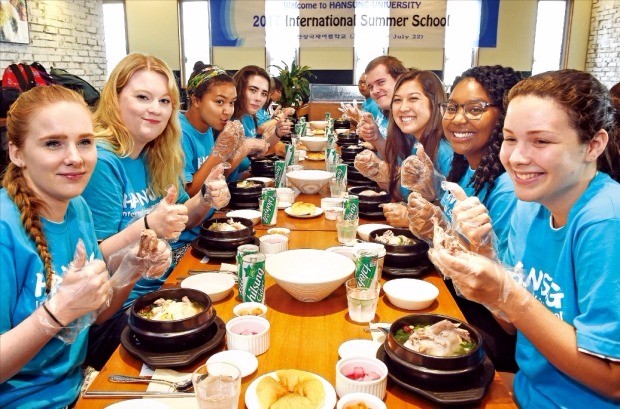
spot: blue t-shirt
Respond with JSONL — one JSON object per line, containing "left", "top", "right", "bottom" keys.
{"left": 399, "top": 138, "right": 454, "bottom": 200}
{"left": 0, "top": 191, "right": 102, "bottom": 409}
{"left": 81, "top": 142, "right": 194, "bottom": 307}
{"left": 440, "top": 168, "right": 516, "bottom": 259}
{"left": 373, "top": 110, "right": 389, "bottom": 139}
{"left": 505, "top": 172, "right": 620, "bottom": 408}
{"left": 361, "top": 98, "right": 379, "bottom": 117}
{"left": 179, "top": 112, "right": 215, "bottom": 184}
{"left": 256, "top": 108, "right": 270, "bottom": 126}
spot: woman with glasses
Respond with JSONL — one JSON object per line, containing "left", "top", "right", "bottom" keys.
{"left": 431, "top": 70, "right": 620, "bottom": 407}
{"left": 407, "top": 65, "right": 523, "bottom": 373}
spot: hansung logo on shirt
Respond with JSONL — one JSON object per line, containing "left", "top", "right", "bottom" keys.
{"left": 122, "top": 187, "right": 159, "bottom": 218}
{"left": 197, "top": 155, "right": 210, "bottom": 169}
{"left": 518, "top": 265, "right": 565, "bottom": 320}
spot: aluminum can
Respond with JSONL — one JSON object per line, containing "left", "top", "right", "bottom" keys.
{"left": 261, "top": 188, "right": 278, "bottom": 226}
{"left": 241, "top": 253, "right": 266, "bottom": 303}
{"left": 355, "top": 249, "right": 379, "bottom": 288}
{"left": 335, "top": 163, "right": 348, "bottom": 184}
{"left": 342, "top": 194, "right": 359, "bottom": 220}
{"left": 284, "top": 144, "right": 295, "bottom": 167}
{"left": 236, "top": 244, "right": 259, "bottom": 295}
{"left": 274, "top": 160, "right": 287, "bottom": 188}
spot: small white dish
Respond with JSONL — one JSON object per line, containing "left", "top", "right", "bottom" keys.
{"left": 267, "top": 227, "right": 290, "bottom": 237}
{"left": 321, "top": 197, "right": 344, "bottom": 210}
{"left": 337, "top": 392, "right": 387, "bottom": 409}
{"left": 226, "top": 209, "right": 261, "bottom": 226}
{"left": 226, "top": 315, "right": 270, "bottom": 356}
{"left": 284, "top": 206, "right": 324, "bottom": 218}
{"left": 180, "top": 273, "right": 235, "bottom": 302}
{"left": 382, "top": 278, "right": 439, "bottom": 310}
{"left": 338, "top": 339, "right": 383, "bottom": 360}
{"left": 324, "top": 207, "right": 344, "bottom": 221}
{"left": 259, "top": 234, "right": 289, "bottom": 254}
{"left": 245, "top": 371, "right": 337, "bottom": 409}
{"left": 206, "top": 350, "right": 258, "bottom": 377}
{"left": 356, "top": 223, "right": 392, "bottom": 242}
{"left": 336, "top": 356, "right": 388, "bottom": 399}
{"left": 233, "top": 302, "right": 268, "bottom": 317}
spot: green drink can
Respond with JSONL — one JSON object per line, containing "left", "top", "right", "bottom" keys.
{"left": 274, "top": 160, "right": 286, "bottom": 188}
{"left": 343, "top": 194, "right": 359, "bottom": 220}
{"left": 284, "top": 144, "right": 295, "bottom": 167}
{"left": 236, "top": 244, "right": 259, "bottom": 295}
{"left": 324, "top": 112, "right": 332, "bottom": 122}
{"left": 241, "top": 253, "right": 266, "bottom": 303}
{"left": 327, "top": 129, "right": 336, "bottom": 148}
{"left": 294, "top": 122, "right": 303, "bottom": 137}
{"left": 355, "top": 249, "right": 379, "bottom": 288}
{"left": 261, "top": 188, "right": 278, "bottom": 226}
{"left": 335, "top": 163, "right": 348, "bottom": 184}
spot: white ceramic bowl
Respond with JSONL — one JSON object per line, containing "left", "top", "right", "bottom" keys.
{"left": 233, "top": 302, "right": 268, "bottom": 318}
{"left": 180, "top": 273, "right": 235, "bottom": 302}
{"left": 356, "top": 223, "right": 392, "bottom": 242}
{"left": 226, "top": 315, "right": 270, "bottom": 356}
{"left": 259, "top": 234, "right": 289, "bottom": 254}
{"left": 325, "top": 246, "right": 357, "bottom": 261}
{"left": 226, "top": 209, "right": 261, "bottom": 226}
{"left": 324, "top": 207, "right": 344, "bottom": 221}
{"left": 382, "top": 278, "right": 439, "bottom": 310}
{"left": 300, "top": 136, "right": 328, "bottom": 152}
{"left": 309, "top": 120, "right": 328, "bottom": 131}
{"left": 336, "top": 356, "right": 388, "bottom": 399}
{"left": 321, "top": 197, "right": 344, "bottom": 210}
{"left": 336, "top": 392, "right": 387, "bottom": 409}
{"left": 266, "top": 249, "right": 355, "bottom": 302}
{"left": 285, "top": 170, "right": 332, "bottom": 194}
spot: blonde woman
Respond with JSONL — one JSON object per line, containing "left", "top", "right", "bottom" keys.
{"left": 81, "top": 53, "right": 230, "bottom": 368}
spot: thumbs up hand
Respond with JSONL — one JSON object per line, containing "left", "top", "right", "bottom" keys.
{"left": 146, "top": 185, "right": 189, "bottom": 240}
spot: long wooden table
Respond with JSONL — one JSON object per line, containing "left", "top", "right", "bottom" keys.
{"left": 76, "top": 159, "right": 516, "bottom": 409}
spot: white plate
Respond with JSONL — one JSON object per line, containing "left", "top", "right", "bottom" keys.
{"left": 284, "top": 206, "right": 324, "bottom": 218}
{"left": 338, "top": 339, "right": 383, "bottom": 360}
{"left": 305, "top": 153, "right": 326, "bottom": 161}
{"left": 206, "top": 350, "right": 258, "bottom": 377}
{"left": 105, "top": 400, "right": 170, "bottom": 409}
{"left": 245, "top": 371, "right": 337, "bottom": 409}
{"left": 180, "top": 273, "right": 235, "bottom": 302}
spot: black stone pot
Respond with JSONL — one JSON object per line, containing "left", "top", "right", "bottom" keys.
{"left": 370, "top": 228, "right": 429, "bottom": 268}
{"left": 340, "top": 143, "right": 365, "bottom": 162}
{"left": 227, "top": 180, "right": 264, "bottom": 210}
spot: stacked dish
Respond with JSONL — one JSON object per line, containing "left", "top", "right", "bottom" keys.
{"left": 369, "top": 228, "right": 429, "bottom": 269}
{"left": 191, "top": 217, "right": 256, "bottom": 258}
{"left": 228, "top": 180, "right": 264, "bottom": 209}
{"left": 348, "top": 186, "right": 390, "bottom": 219}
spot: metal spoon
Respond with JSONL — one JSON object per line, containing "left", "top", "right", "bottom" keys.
{"left": 109, "top": 374, "right": 193, "bottom": 391}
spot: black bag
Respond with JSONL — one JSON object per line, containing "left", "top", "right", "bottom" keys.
{"left": 49, "top": 67, "right": 100, "bottom": 107}
{"left": 0, "top": 86, "right": 21, "bottom": 117}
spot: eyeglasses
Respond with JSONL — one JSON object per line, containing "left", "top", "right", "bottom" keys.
{"left": 439, "top": 101, "right": 495, "bottom": 120}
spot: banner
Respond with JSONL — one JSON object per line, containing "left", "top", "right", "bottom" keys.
{"left": 210, "top": 0, "right": 450, "bottom": 48}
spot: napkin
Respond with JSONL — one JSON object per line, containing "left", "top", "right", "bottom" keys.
{"left": 220, "top": 262, "right": 237, "bottom": 273}
{"left": 146, "top": 368, "right": 197, "bottom": 408}
{"left": 368, "top": 322, "right": 391, "bottom": 343}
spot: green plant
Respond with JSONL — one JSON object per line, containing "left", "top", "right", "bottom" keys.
{"left": 272, "top": 60, "right": 315, "bottom": 109}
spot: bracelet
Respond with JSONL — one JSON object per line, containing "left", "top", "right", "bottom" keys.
{"left": 144, "top": 214, "right": 150, "bottom": 229}
{"left": 42, "top": 302, "right": 65, "bottom": 327}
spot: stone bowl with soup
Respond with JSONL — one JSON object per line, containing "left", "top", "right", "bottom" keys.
{"left": 128, "top": 288, "right": 215, "bottom": 349}
{"left": 197, "top": 217, "right": 255, "bottom": 252}
{"left": 227, "top": 179, "right": 264, "bottom": 209}
{"left": 369, "top": 228, "right": 429, "bottom": 268}
{"left": 383, "top": 313, "right": 486, "bottom": 387}
{"left": 348, "top": 186, "right": 390, "bottom": 218}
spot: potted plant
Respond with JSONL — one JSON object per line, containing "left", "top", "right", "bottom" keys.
{"left": 272, "top": 60, "right": 315, "bottom": 115}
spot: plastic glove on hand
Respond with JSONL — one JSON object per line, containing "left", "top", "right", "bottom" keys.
{"left": 353, "top": 149, "right": 389, "bottom": 184}
{"left": 406, "top": 192, "right": 447, "bottom": 243}
{"left": 212, "top": 120, "right": 244, "bottom": 162}
{"left": 202, "top": 162, "right": 231, "bottom": 209}
{"left": 42, "top": 240, "right": 111, "bottom": 342}
{"left": 381, "top": 202, "right": 409, "bottom": 227}
{"left": 243, "top": 137, "right": 270, "bottom": 158}
{"left": 356, "top": 112, "right": 380, "bottom": 143}
{"left": 401, "top": 145, "right": 437, "bottom": 202}
{"left": 108, "top": 234, "right": 173, "bottom": 288}
{"left": 146, "top": 185, "right": 189, "bottom": 240}
{"left": 442, "top": 182, "right": 498, "bottom": 259}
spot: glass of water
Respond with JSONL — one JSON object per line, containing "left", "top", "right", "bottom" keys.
{"left": 345, "top": 278, "right": 381, "bottom": 323}
{"left": 336, "top": 216, "right": 358, "bottom": 245}
{"left": 192, "top": 362, "right": 241, "bottom": 409}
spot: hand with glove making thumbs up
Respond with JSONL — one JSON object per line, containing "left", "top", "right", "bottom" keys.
{"left": 144, "top": 185, "right": 189, "bottom": 240}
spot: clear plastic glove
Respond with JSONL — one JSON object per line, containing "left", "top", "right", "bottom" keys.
{"left": 339, "top": 101, "right": 362, "bottom": 123}
{"left": 242, "top": 137, "right": 270, "bottom": 158}
{"left": 212, "top": 120, "right": 244, "bottom": 162}
{"left": 107, "top": 232, "right": 173, "bottom": 288}
{"left": 146, "top": 185, "right": 189, "bottom": 240}
{"left": 275, "top": 117, "right": 292, "bottom": 137}
{"left": 353, "top": 149, "right": 389, "bottom": 185}
{"left": 406, "top": 192, "right": 448, "bottom": 243}
{"left": 201, "top": 162, "right": 231, "bottom": 210}
{"left": 381, "top": 203, "right": 409, "bottom": 227}
{"left": 356, "top": 112, "right": 381, "bottom": 143}
{"left": 443, "top": 181, "right": 498, "bottom": 260}
{"left": 41, "top": 240, "right": 112, "bottom": 343}
{"left": 401, "top": 145, "right": 441, "bottom": 202}
{"left": 428, "top": 247, "right": 532, "bottom": 321}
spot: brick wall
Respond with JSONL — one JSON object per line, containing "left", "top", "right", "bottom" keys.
{"left": 586, "top": 0, "right": 620, "bottom": 88}
{"left": 0, "top": 0, "right": 106, "bottom": 90}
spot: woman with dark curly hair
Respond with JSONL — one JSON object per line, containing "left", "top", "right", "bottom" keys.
{"left": 407, "top": 65, "right": 522, "bottom": 373}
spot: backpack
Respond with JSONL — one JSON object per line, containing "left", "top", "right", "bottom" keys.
{"left": 1, "top": 62, "right": 55, "bottom": 116}
{"left": 49, "top": 67, "right": 100, "bottom": 107}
